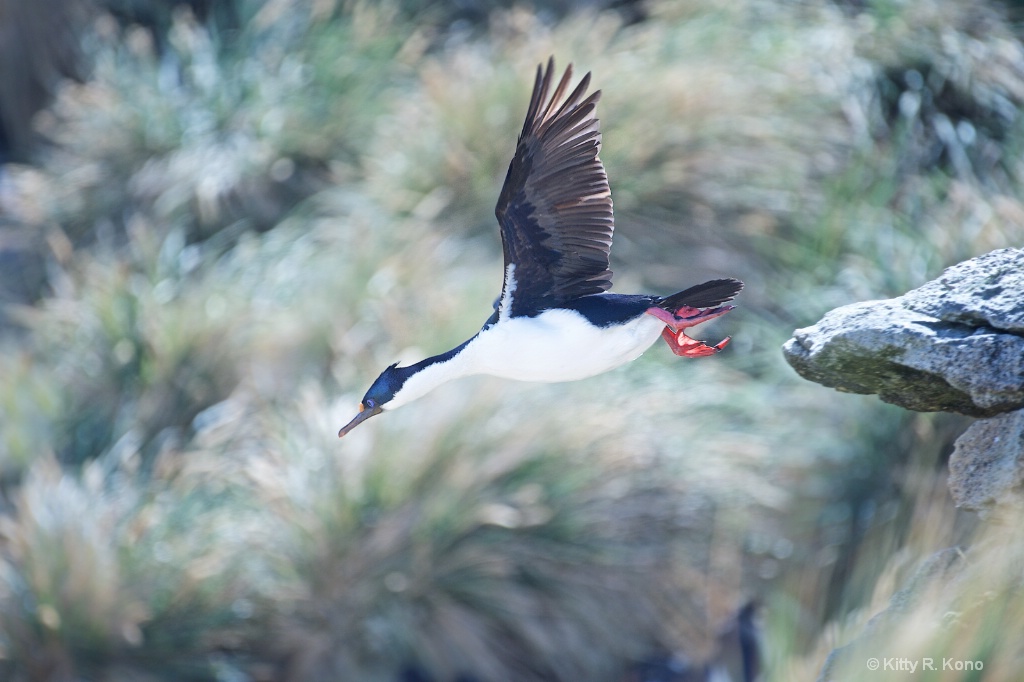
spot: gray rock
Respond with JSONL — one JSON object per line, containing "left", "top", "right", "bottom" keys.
{"left": 783, "top": 249, "right": 1024, "bottom": 417}
{"left": 902, "top": 248, "right": 1024, "bottom": 334}
{"left": 948, "top": 409, "right": 1024, "bottom": 517}
{"left": 797, "top": 248, "right": 1024, "bottom": 682}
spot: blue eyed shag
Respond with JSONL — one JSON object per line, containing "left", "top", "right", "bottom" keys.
{"left": 339, "top": 58, "right": 743, "bottom": 437}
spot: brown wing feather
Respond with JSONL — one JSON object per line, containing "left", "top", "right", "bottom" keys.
{"left": 494, "top": 57, "right": 614, "bottom": 317}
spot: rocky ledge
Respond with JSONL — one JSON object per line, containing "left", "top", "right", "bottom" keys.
{"left": 784, "top": 248, "right": 1024, "bottom": 681}
{"left": 784, "top": 248, "right": 1024, "bottom": 518}
{"left": 782, "top": 248, "right": 1024, "bottom": 418}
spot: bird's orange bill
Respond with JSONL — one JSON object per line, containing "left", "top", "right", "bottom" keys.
{"left": 338, "top": 403, "right": 383, "bottom": 438}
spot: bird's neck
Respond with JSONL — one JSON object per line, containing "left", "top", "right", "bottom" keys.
{"left": 387, "top": 337, "right": 478, "bottom": 410}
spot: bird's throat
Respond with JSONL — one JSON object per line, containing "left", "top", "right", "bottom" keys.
{"left": 384, "top": 338, "right": 477, "bottom": 410}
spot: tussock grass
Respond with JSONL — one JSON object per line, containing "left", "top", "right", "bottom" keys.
{"left": 9, "top": 1, "right": 408, "bottom": 250}
{"left": 0, "top": 456, "right": 256, "bottom": 679}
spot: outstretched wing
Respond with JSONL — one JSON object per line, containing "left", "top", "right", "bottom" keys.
{"left": 494, "top": 57, "right": 614, "bottom": 318}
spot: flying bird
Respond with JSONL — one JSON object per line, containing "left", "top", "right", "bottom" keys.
{"left": 339, "top": 58, "right": 742, "bottom": 437}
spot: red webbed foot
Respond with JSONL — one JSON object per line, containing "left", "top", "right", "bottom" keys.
{"left": 645, "top": 304, "right": 735, "bottom": 331}
{"left": 646, "top": 304, "right": 735, "bottom": 358}
{"left": 661, "top": 326, "right": 731, "bottom": 357}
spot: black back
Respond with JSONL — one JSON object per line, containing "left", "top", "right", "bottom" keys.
{"left": 562, "top": 294, "right": 658, "bottom": 328}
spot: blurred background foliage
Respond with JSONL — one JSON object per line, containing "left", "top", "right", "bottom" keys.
{"left": 0, "top": 0, "right": 1022, "bottom": 680}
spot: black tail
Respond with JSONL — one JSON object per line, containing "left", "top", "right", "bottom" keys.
{"left": 658, "top": 278, "right": 743, "bottom": 310}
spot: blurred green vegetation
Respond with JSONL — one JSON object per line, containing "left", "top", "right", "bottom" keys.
{"left": 0, "top": 0, "right": 1022, "bottom": 680}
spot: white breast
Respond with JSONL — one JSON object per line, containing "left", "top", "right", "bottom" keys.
{"left": 463, "top": 308, "right": 665, "bottom": 382}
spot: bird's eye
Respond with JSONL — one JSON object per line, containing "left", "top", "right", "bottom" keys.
{"left": 365, "top": 398, "right": 376, "bottom": 409}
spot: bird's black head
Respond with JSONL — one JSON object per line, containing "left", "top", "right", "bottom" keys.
{"left": 337, "top": 362, "right": 412, "bottom": 437}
